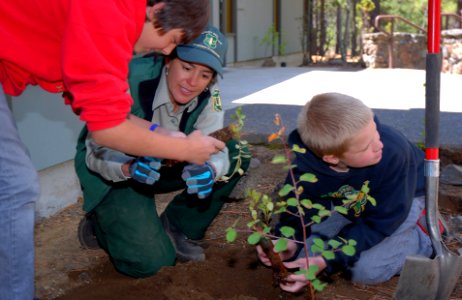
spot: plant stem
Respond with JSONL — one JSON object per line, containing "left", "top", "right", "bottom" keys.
{"left": 258, "top": 236, "right": 290, "bottom": 286}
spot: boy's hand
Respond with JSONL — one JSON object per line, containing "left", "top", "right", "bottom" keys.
{"left": 182, "top": 163, "right": 216, "bottom": 199}
{"left": 256, "top": 239, "right": 298, "bottom": 266}
{"left": 281, "top": 256, "right": 326, "bottom": 293}
{"left": 129, "top": 156, "right": 162, "bottom": 185}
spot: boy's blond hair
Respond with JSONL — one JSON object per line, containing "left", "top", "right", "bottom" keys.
{"left": 297, "top": 93, "right": 373, "bottom": 157}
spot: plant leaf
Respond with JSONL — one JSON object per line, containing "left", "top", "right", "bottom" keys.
{"left": 278, "top": 184, "right": 294, "bottom": 197}
{"left": 273, "top": 113, "right": 281, "bottom": 126}
{"left": 313, "top": 238, "right": 325, "bottom": 248}
{"left": 334, "top": 206, "right": 348, "bottom": 215}
{"left": 312, "top": 203, "right": 325, "bottom": 210}
{"left": 318, "top": 209, "right": 331, "bottom": 218}
{"left": 271, "top": 154, "right": 287, "bottom": 164}
{"left": 274, "top": 238, "right": 288, "bottom": 252}
{"left": 287, "top": 197, "right": 298, "bottom": 207}
{"left": 307, "top": 264, "right": 319, "bottom": 280}
{"left": 225, "top": 228, "right": 237, "bottom": 242}
{"left": 311, "top": 215, "right": 321, "bottom": 223}
{"left": 311, "top": 244, "right": 323, "bottom": 254}
{"left": 279, "top": 226, "right": 295, "bottom": 238}
{"left": 291, "top": 144, "right": 306, "bottom": 154}
{"left": 327, "top": 239, "right": 342, "bottom": 249}
{"left": 312, "top": 279, "right": 327, "bottom": 292}
{"left": 341, "top": 245, "right": 356, "bottom": 256}
{"left": 268, "top": 133, "right": 279, "bottom": 143}
{"left": 322, "top": 250, "right": 335, "bottom": 260}
{"left": 247, "top": 232, "right": 262, "bottom": 245}
{"left": 300, "top": 199, "right": 313, "bottom": 209}
{"left": 300, "top": 173, "right": 318, "bottom": 183}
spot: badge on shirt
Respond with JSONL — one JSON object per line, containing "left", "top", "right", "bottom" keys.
{"left": 212, "top": 89, "right": 222, "bottom": 112}
{"left": 322, "top": 181, "right": 375, "bottom": 217}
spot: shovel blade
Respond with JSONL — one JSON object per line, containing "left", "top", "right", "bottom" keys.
{"left": 393, "top": 255, "right": 439, "bottom": 300}
{"left": 394, "top": 253, "right": 462, "bottom": 300}
{"left": 435, "top": 253, "right": 462, "bottom": 300}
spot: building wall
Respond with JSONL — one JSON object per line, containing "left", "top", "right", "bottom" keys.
{"left": 232, "top": 0, "right": 303, "bottom": 62}
{"left": 10, "top": 87, "right": 83, "bottom": 219}
{"left": 235, "top": 0, "right": 274, "bottom": 61}
{"left": 11, "top": 86, "right": 83, "bottom": 170}
{"left": 280, "top": 0, "right": 304, "bottom": 55}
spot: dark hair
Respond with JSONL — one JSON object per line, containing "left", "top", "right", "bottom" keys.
{"left": 147, "top": 0, "right": 210, "bottom": 44}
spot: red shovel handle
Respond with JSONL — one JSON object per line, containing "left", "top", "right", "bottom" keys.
{"left": 427, "top": 0, "right": 441, "bottom": 54}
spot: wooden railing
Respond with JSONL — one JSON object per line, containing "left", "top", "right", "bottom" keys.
{"left": 374, "top": 13, "right": 462, "bottom": 68}
{"left": 374, "top": 15, "right": 426, "bottom": 68}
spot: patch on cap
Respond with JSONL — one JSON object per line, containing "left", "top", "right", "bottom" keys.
{"left": 176, "top": 26, "right": 227, "bottom": 76}
{"left": 203, "top": 32, "right": 218, "bottom": 50}
{"left": 191, "top": 29, "right": 224, "bottom": 64}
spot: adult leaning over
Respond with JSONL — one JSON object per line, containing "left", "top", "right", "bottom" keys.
{"left": 76, "top": 25, "right": 251, "bottom": 278}
{"left": 0, "top": 0, "right": 222, "bottom": 299}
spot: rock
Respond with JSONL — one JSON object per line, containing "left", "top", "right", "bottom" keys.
{"left": 441, "top": 164, "right": 462, "bottom": 186}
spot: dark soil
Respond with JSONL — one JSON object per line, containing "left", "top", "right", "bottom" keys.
{"left": 35, "top": 144, "right": 462, "bottom": 300}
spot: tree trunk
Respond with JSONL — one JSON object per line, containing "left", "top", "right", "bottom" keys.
{"left": 351, "top": 0, "right": 358, "bottom": 57}
{"left": 370, "top": 0, "right": 381, "bottom": 31}
{"left": 319, "top": 0, "right": 326, "bottom": 56}
{"left": 300, "top": 0, "right": 310, "bottom": 65}
{"left": 336, "top": 4, "right": 342, "bottom": 54}
{"left": 307, "top": 0, "right": 315, "bottom": 62}
{"left": 341, "top": 0, "right": 351, "bottom": 62}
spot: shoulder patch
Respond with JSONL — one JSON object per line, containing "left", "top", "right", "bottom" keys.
{"left": 211, "top": 89, "right": 222, "bottom": 112}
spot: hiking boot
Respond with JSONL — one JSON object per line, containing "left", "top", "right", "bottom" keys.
{"left": 160, "top": 213, "right": 205, "bottom": 262}
{"left": 77, "top": 213, "right": 100, "bottom": 250}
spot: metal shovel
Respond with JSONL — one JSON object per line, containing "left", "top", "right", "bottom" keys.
{"left": 393, "top": 1, "right": 462, "bottom": 299}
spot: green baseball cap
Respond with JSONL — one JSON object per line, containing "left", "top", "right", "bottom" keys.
{"left": 176, "top": 25, "right": 228, "bottom": 77}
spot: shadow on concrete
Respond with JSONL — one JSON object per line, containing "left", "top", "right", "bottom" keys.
{"left": 225, "top": 104, "right": 462, "bottom": 148}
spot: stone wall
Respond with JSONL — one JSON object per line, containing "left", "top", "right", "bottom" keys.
{"left": 362, "top": 29, "right": 462, "bottom": 74}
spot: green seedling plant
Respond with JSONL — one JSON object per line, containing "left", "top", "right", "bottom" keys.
{"left": 218, "top": 106, "right": 251, "bottom": 182}
{"left": 226, "top": 114, "right": 376, "bottom": 299}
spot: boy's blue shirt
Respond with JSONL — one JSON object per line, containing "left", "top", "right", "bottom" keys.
{"left": 277, "top": 117, "right": 425, "bottom": 273}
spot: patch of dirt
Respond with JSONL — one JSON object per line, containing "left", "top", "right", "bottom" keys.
{"left": 35, "top": 144, "right": 462, "bottom": 300}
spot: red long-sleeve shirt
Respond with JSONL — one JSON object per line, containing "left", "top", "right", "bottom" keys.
{"left": 0, "top": 0, "right": 145, "bottom": 131}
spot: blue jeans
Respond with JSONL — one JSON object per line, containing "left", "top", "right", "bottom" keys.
{"left": 0, "top": 87, "right": 40, "bottom": 300}
{"left": 301, "top": 196, "right": 433, "bottom": 284}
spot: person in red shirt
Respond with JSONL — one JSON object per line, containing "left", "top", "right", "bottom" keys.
{"left": 0, "top": 1, "right": 223, "bottom": 299}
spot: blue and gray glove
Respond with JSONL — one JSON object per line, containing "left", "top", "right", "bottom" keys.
{"left": 182, "top": 163, "right": 216, "bottom": 199}
{"left": 129, "top": 157, "right": 162, "bottom": 185}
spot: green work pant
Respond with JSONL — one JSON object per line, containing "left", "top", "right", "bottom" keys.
{"left": 92, "top": 140, "right": 250, "bottom": 278}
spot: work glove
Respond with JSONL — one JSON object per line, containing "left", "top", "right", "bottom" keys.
{"left": 182, "top": 163, "right": 216, "bottom": 199}
{"left": 129, "top": 157, "right": 162, "bottom": 185}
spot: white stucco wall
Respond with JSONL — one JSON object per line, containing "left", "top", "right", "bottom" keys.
{"left": 280, "top": 0, "right": 304, "bottom": 55}
{"left": 11, "top": 86, "right": 84, "bottom": 219}
{"left": 236, "top": 0, "right": 274, "bottom": 61}
{"left": 11, "top": 86, "right": 84, "bottom": 170}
